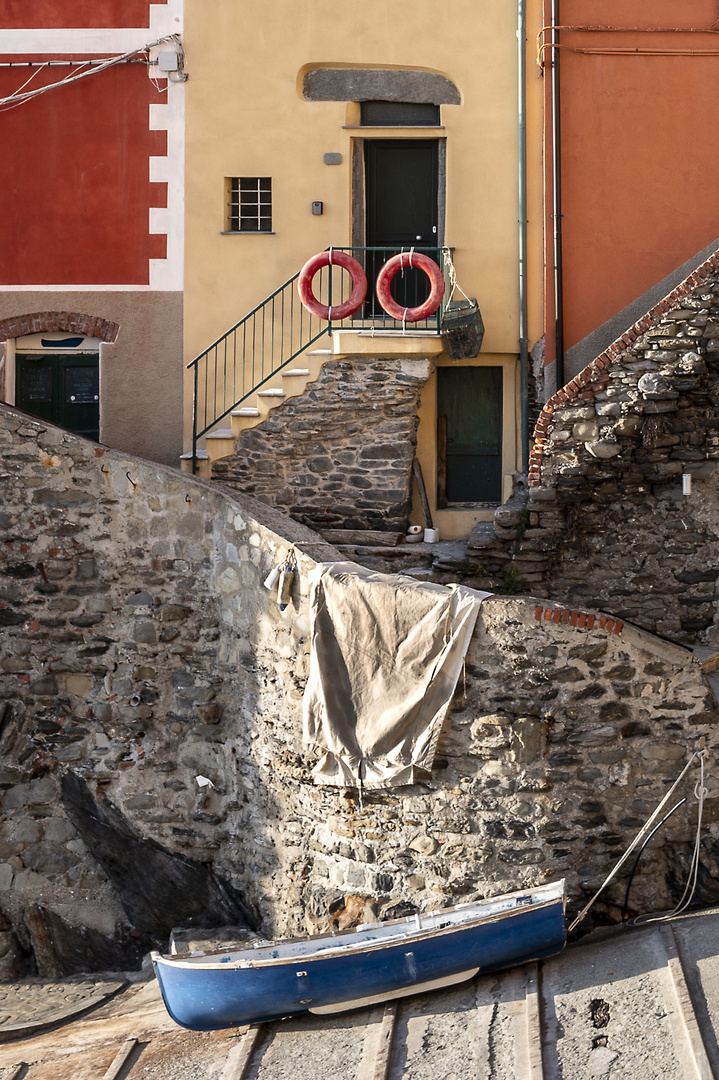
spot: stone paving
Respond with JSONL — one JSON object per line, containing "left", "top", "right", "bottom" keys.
{"left": 0, "top": 978, "right": 125, "bottom": 1042}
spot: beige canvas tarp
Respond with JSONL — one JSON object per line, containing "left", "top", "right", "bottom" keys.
{"left": 303, "top": 562, "right": 489, "bottom": 788}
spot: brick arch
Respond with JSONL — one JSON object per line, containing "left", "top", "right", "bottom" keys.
{"left": 0, "top": 311, "right": 119, "bottom": 344}
{"left": 528, "top": 248, "right": 719, "bottom": 487}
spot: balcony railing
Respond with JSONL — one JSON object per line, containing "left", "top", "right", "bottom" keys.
{"left": 188, "top": 246, "right": 452, "bottom": 470}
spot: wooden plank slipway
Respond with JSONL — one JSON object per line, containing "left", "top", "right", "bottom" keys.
{"left": 2, "top": 907, "right": 719, "bottom": 1078}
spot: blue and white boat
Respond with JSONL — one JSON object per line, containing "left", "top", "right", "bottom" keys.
{"left": 151, "top": 879, "right": 566, "bottom": 1030}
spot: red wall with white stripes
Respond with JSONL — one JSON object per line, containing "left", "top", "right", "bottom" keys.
{"left": 1, "top": 1, "right": 165, "bottom": 29}
{"left": 0, "top": 58, "right": 167, "bottom": 285}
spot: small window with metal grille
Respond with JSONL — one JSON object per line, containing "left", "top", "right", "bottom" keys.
{"left": 225, "top": 177, "right": 272, "bottom": 232}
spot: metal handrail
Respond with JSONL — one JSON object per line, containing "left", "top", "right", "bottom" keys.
{"left": 187, "top": 246, "right": 451, "bottom": 472}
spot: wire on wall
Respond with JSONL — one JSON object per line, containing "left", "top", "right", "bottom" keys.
{"left": 537, "top": 20, "right": 719, "bottom": 68}
{"left": 0, "top": 34, "right": 186, "bottom": 114}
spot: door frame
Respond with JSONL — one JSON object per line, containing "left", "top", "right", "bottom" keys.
{"left": 436, "top": 364, "right": 503, "bottom": 507}
{"left": 351, "top": 137, "right": 447, "bottom": 250}
{"left": 412, "top": 354, "right": 520, "bottom": 540}
{"left": 16, "top": 351, "right": 100, "bottom": 440}
{"left": 7, "top": 331, "right": 102, "bottom": 440}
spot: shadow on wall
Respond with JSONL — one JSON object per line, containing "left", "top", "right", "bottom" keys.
{"left": 0, "top": 402, "right": 336, "bottom": 976}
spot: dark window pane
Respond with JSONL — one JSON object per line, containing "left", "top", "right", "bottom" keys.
{"left": 361, "top": 101, "right": 440, "bottom": 126}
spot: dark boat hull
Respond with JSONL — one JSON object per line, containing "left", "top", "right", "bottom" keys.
{"left": 153, "top": 892, "right": 566, "bottom": 1031}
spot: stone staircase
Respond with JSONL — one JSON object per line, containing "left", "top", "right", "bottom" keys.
{"left": 325, "top": 481, "right": 559, "bottom": 594}
{"left": 181, "top": 347, "right": 332, "bottom": 478}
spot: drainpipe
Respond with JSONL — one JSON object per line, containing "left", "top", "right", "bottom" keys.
{"left": 551, "top": 0, "right": 565, "bottom": 391}
{"left": 518, "top": 0, "right": 529, "bottom": 473}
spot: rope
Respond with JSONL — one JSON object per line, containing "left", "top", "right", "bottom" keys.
{"left": 621, "top": 798, "right": 686, "bottom": 920}
{"left": 568, "top": 749, "right": 707, "bottom": 933}
{"left": 441, "top": 247, "right": 472, "bottom": 308}
{"left": 632, "top": 751, "right": 708, "bottom": 926}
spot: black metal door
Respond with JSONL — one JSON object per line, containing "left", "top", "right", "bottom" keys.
{"left": 365, "top": 140, "right": 439, "bottom": 313}
{"left": 437, "top": 366, "right": 503, "bottom": 503}
{"left": 16, "top": 354, "right": 99, "bottom": 441}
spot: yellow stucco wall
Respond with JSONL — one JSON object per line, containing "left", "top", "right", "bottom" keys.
{"left": 184, "top": 0, "right": 544, "bottom": 533}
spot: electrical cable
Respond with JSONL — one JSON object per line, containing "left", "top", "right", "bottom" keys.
{"left": 620, "top": 798, "right": 686, "bottom": 921}
{"left": 0, "top": 34, "right": 182, "bottom": 113}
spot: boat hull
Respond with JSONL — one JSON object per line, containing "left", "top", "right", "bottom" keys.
{"left": 152, "top": 892, "right": 566, "bottom": 1030}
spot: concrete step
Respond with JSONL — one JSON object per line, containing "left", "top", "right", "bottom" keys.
{"left": 254, "top": 387, "right": 287, "bottom": 419}
{"left": 179, "top": 448, "right": 210, "bottom": 479}
{"left": 204, "top": 428, "right": 235, "bottom": 464}
{"left": 198, "top": 347, "right": 330, "bottom": 473}
{"left": 230, "top": 406, "right": 261, "bottom": 438}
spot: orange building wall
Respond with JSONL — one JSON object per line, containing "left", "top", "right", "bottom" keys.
{"left": 543, "top": 0, "right": 719, "bottom": 359}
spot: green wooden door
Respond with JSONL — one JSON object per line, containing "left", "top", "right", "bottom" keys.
{"left": 437, "top": 366, "right": 502, "bottom": 503}
{"left": 16, "top": 354, "right": 99, "bottom": 441}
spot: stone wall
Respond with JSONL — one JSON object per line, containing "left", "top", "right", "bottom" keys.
{"left": 212, "top": 356, "right": 434, "bottom": 533}
{"left": 1, "top": 403, "right": 719, "bottom": 979}
{"left": 0, "top": 404, "right": 336, "bottom": 975}
{"left": 465, "top": 254, "right": 719, "bottom": 647}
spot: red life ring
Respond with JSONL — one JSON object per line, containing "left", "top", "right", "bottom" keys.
{"left": 298, "top": 251, "right": 367, "bottom": 320}
{"left": 375, "top": 252, "right": 445, "bottom": 322}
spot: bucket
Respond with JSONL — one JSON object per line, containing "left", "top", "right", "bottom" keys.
{"left": 440, "top": 298, "right": 485, "bottom": 360}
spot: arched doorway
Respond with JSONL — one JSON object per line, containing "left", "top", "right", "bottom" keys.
{"left": 0, "top": 312, "right": 118, "bottom": 442}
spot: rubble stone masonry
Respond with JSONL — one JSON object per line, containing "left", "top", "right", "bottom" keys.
{"left": 212, "top": 357, "right": 432, "bottom": 534}
{"left": 0, "top": 404, "right": 718, "bottom": 977}
{"left": 467, "top": 256, "right": 719, "bottom": 647}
